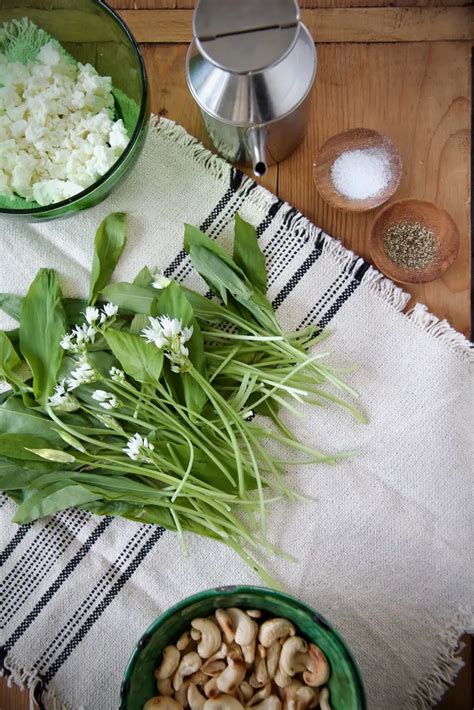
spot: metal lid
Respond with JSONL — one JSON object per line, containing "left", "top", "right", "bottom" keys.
{"left": 193, "top": 0, "right": 300, "bottom": 75}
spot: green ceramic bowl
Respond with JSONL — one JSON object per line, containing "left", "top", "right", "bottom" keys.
{"left": 0, "top": 0, "right": 149, "bottom": 221}
{"left": 120, "top": 586, "right": 366, "bottom": 710}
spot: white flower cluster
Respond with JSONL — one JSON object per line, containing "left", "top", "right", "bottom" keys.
{"left": 48, "top": 379, "right": 80, "bottom": 411}
{"left": 60, "top": 302, "right": 118, "bottom": 352}
{"left": 0, "top": 41, "right": 129, "bottom": 206}
{"left": 123, "top": 432, "right": 154, "bottom": 462}
{"left": 66, "top": 356, "right": 97, "bottom": 390}
{"left": 91, "top": 389, "right": 120, "bottom": 410}
{"left": 142, "top": 315, "right": 193, "bottom": 373}
{"left": 150, "top": 267, "right": 171, "bottom": 290}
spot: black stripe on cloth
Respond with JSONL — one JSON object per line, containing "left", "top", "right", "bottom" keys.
{"left": 34, "top": 526, "right": 153, "bottom": 669}
{"left": 163, "top": 168, "right": 244, "bottom": 278}
{"left": 41, "top": 526, "right": 165, "bottom": 684}
{"left": 173, "top": 178, "right": 259, "bottom": 284}
{"left": 2, "top": 517, "right": 113, "bottom": 653}
{"left": 310, "top": 260, "right": 372, "bottom": 331}
{"left": 271, "top": 232, "right": 326, "bottom": 310}
{"left": 0, "top": 523, "right": 31, "bottom": 568}
{"left": 1, "top": 509, "right": 90, "bottom": 626}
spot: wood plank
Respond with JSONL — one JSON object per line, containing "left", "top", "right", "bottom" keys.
{"left": 117, "top": 7, "right": 474, "bottom": 43}
{"left": 109, "top": 0, "right": 472, "bottom": 8}
{"left": 278, "top": 41, "right": 471, "bottom": 336}
{"left": 140, "top": 44, "right": 278, "bottom": 194}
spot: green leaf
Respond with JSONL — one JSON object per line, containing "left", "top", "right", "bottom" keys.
{"left": 0, "top": 460, "right": 43, "bottom": 490}
{"left": 12, "top": 483, "right": 101, "bottom": 523}
{"left": 0, "top": 330, "right": 24, "bottom": 389}
{"left": 101, "top": 283, "right": 156, "bottom": 314}
{"left": 189, "top": 245, "right": 253, "bottom": 305}
{"left": 0, "top": 396, "right": 63, "bottom": 444}
{"left": 133, "top": 266, "right": 153, "bottom": 288}
{"left": 104, "top": 328, "right": 163, "bottom": 385}
{"left": 19, "top": 269, "right": 67, "bottom": 405}
{"left": 0, "top": 293, "right": 23, "bottom": 321}
{"left": 0, "top": 433, "right": 58, "bottom": 460}
{"left": 80, "top": 499, "right": 175, "bottom": 527}
{"left": 25, "top": 448, "right": 76, "bottom": 463}
{"left": 89, "top": 212, "right": 127, "bottom": 304}
{"left": 181, "top": 287, "right": 228, "bottom": 323}
{"left": 233, "top": 214, "right": 267, "bottom": 294}
{"left": 184, "top": 224, "right": 246, "bottom": 278}
{"left": 155, "top": 282, "right": 207, "bottom": 414}
{"left": 63, "top": 298, "right": 88, "bottom": 325}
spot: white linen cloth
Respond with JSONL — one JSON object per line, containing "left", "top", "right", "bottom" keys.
{"left": 0, "top": 117, "right": 472, "bottom": 710}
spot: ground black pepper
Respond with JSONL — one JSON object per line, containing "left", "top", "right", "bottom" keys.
{"left": 383, "top": 222, "right": 438, "bottom": 270}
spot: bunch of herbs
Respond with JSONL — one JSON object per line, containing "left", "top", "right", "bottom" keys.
{"left": 0, "top": 213, "right": 365, "bottom": 584}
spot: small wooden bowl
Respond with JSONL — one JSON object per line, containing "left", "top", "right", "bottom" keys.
{"left": 369, "top": 199, "right": 460, "bottom": 284}
{"left": 313, "top": 128, "right": 402, "bottom": 212}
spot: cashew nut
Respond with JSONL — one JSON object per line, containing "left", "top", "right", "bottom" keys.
{"left": 247, "top": 682, "right": 271, "bottom": 706}
{"left": 156, "top": 677, "right": 174, "bottom": 696}
{"left": 177, "top": 631, "right": 192, "bottom": 652}
{"left": 227, "top": 608, "right": 258, "bottom": 647}
{"left": 191, "top": 629, "right": 202, "bottom": 641}
{"left": 259, "top": 619, "right": 296, "bottom": 648}
{"left": 319, "top": 688, "right": 332, "bottom": 710}
{"left": 188, "top": 669, "right": 208, "bottom": 687}
{"left": 143, "top": 697, "right": 183, "bottom": 710}
{"left": 302, "top": 644, "right": 329, "bottom": 687}
{"left": 202, "top": 660, "right": 226, "bottom": 677}
{"left": 246, "top": 609, "right": 262, "bottom": 619}
{"left": 254, "top": 652, "right": 269, "bottom": 687}
{"left": 241, "top": 638, "right": 256, "bottom": 665}
{"left": 192, "top": 619, "right": 222, "bottom": 659}
{"left": 175, "top": 679, "right": 190, "bottom": 706}
{"left": 216, "top": 655, "right": 246, "bottom": 694}
{"left": 203, "top": 696, "right": 244, "bottom": 710}
{"left": 266, "top": 641, "right": 281, "bottom": 680}
{"left": 215, "top": 609, "right": 235, "bottom": 644}
{"left": 279, "top": 637, "right": 308, "bottom": 677}
{"left": 249, "top": 697, "right": 281, "bottom": 710}
{"left": 240, "top": 681, "right": 254, "bottom": 702}
{"left": 188, "top": 683, "right": 206, "bottom": 710}
{"left": 204, "top": 676, "right": 220, "bottom": 699}
{"left": 155, "top": 646, "right": 181, "bottom": 680}
{"left": 296, "top": 686, "right": 320, "bottom": 709}
{"left": 173, "top": 652, "right": 202, "bottom": 691}
{"left": 273, "top": 668, "right": 292, "bottom": 688}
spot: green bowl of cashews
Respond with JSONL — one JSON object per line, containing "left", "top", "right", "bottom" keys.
{"left": 120, "top": 586, "right": 366, "bottom": 710}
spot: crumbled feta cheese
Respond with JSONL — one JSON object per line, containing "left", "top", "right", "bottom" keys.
{"left": 0, "top": 40, "right": 130, "bottom": 206}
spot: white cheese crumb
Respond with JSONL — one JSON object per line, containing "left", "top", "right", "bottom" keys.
{"left": 0, "top": 41, "right": 129, "bottom": 206}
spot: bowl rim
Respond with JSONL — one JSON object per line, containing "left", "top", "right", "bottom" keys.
{"left": 0, "top": 0, "right": 149, "bottom": 216}
{"left": 119, "top": 584, "right": 367, "bottom": 709}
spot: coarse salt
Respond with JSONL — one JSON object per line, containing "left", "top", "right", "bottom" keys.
{"left": 330, "top": 147, "right": 391, "bottom": 201}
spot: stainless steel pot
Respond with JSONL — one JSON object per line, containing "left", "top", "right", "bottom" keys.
{"left": 185, "top": 0, "right": 317, "bottom": 177}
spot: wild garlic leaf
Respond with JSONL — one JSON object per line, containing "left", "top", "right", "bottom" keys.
{"left": 0, "top": 396, "right": 63, "bottom": 444}
{"left": 189, "top": 245, "right": 253, "bottom": 306}
{"left": 25, "top": 448, "right": 76, "bottom": 463}
{"left": 89, "top": 212, "right": 127, "bottom": 305}
{"left": 63, "top": 298, "right": 89, "bottom": 325}
{"left": 155, "top": 281, "right": 207, "bottom": 415}
{"left": 133, "top": 266, "right": 153, "bottom": 288}
{"left": 184, "top": 223, "right": 246, "bottom": 278}
{"left": 0, "top": 433, "right": 58, "bottom": 460}
{"left": 105, "top": 328, "right": 163, "bottom": 385}
{"left": 19, "top": 268, "right": 67, "bottom": 405}
{"left": 12, "top": 483, "right": 101, "bottom": 524}
{"left": 233, "top": 214, "right": 267, "bottom": 294}
{"left": 0, "top": 460, "right": 44, "bottom": 490}
{"left": 101, "top": 282, "right": 156, "bottom": 314}
{"left": 0, "top": 330, "right": 22, "bottom": 388}
{"left": 0, "top": 293, "right": 23, "bottom": 321}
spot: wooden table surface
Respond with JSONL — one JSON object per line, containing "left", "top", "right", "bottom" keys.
{"left": 1, "top": 1, "right": 472, "bottom": 709}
